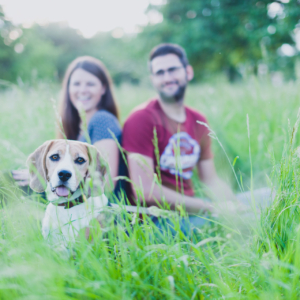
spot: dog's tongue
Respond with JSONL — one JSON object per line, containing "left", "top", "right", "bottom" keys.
{"left": 56, "top": 186, "right": 69, "bottom": 197}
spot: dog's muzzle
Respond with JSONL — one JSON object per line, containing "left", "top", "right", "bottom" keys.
{"left": 58, "top": 170, "right": 72, "bottom": 182}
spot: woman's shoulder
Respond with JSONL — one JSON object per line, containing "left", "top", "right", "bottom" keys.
{"left": 88, "top": 109, "right": 121, "bottom": 141}
{"left": 89, "top": 110, "right": 121, "bottom": 133}
{"left": 86, "top": 110, "right": 121, "bottom": 144}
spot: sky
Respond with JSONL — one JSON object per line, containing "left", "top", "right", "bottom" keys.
{"left": 0, "top": 0, "right": 164, "bottom": 37}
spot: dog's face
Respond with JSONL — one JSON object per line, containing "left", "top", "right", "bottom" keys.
{"left": 27, "top": 140, "right": 106, "bottom": 203}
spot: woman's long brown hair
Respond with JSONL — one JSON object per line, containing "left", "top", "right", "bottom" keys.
{"left": 57, "top": 56, "right": 120, "bottom": 140}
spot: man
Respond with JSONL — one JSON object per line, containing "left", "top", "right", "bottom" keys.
{"left": 122, "top": 43, "right": 238, "bottom": 224}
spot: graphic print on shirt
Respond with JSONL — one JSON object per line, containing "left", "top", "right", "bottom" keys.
{"left": 160, "top": 132, "right": 200, "bottom": 179}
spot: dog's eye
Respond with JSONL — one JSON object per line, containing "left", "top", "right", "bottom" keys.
{"left": 50, "top": 154, "right": 60, "bottom": 161}
{"left": 75, "top": 157, "right": 86, "bottom": 164}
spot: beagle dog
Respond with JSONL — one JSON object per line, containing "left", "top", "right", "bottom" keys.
{"left": 27, "top": 139, "right": 108, "bottom": 251}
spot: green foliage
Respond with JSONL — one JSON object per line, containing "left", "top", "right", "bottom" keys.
{"left": 12, "top": 26, "right": 61, "bottom": 81}
{"left": 1, "top": 2, "right": 300, "bottom": 84}
{"left": 0, "top": 6, "right": 18, "bottom": 82}
{"left": 0, "top": 4, "right": 146, "bottom": 85}
{"left": 258, "top": 114, "right": 300, "bottom": 261}
{"left": 86, "top": 33, "right": 147, "bottom": 85}
{"left": 139, "top": 0, "right": 300, "bottom": 81}
{"left": 1, "top": 75, "right": 300, "bottom": 299}
{"left": 0, "top": 21, "right": 147, "bottom": 85}
{"left": 1, "top": 77, "right": 300, "bottom": 186}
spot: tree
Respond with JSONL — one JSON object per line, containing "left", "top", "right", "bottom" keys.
{"left": 0, "top": 5, "right": 17, "bottom": 82}
{"left": 140, "top": 0, "right": 300, "bottom": 81}
{"left": 0, "top": 8, "right": 61, "bottom": 83}
{"left": 1, "top": 21, "right": 147, "bottom": 85}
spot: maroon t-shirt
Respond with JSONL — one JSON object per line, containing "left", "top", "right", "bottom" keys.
{"left": 122, "top": 99, "right": 213, "bottom": 197}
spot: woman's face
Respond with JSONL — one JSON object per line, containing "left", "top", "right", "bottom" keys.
{"left": 69, "top": 68, "right": 106, "bottom": 114}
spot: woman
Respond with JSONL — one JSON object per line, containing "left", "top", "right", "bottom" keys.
{"left": 13, "top": 56, "right": 125, "bottom": 196}
{"left": 58, "top": 56, "right": 121, "bottom": 190}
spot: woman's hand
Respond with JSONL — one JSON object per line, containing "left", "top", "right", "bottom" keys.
{"left": 11, "top": 169, "right": 30, "bottom": 186}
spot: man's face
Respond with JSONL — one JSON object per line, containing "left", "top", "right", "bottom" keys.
{"left": 150, "top": 54, "right": 193, "bottom": 103}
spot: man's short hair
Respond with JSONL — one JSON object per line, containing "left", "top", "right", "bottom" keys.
{"left": 149, "top": 43, "right": 189, "bottom": 71}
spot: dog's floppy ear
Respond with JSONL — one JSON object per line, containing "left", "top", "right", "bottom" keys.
{"left": 26, "top": 140, "right": 54, "bottom": 192}
{"left": 86, "top": 144, "right": 107, "bottom": 178}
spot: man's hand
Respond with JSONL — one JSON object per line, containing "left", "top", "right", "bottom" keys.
{"left": 197, "top": 158, "right": 253, "bottom": 215}
{"left": 11, "top": 169, "right": 30, "bottom": 186}
{"left": 212, "top": 200, "right": 250, "bottom": 216}
{"left": 198, "top": 159, "right": 237, "bottom": 202}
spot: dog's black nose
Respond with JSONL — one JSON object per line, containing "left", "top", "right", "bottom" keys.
{"left": 58, "top": 170, "right": 72, "bottom": 182}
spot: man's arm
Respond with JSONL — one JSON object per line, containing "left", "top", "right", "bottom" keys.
{"left": 127, "top": 152, "right": 213, "bottom": 214}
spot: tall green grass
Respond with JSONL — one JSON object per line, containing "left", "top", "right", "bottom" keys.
{"left": 0, "top": 78, "right": 300, "bottom": 299}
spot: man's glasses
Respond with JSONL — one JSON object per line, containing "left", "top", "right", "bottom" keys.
{"left": 153, "top": 66, "right": 184, "bottom": 77}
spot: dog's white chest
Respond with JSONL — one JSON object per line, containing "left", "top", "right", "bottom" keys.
{"left": 42, "top": 195, "right": 108, "bottom": 247}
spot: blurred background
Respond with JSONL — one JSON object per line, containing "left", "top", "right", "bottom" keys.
{"left": 0, "top": 0, "right": 299, "bottom": 85}
{"left": 1, "top": 0, "right": 300, "bottom": 190}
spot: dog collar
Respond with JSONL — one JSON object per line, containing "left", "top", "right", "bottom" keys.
{"left": 57, "top": 196, "right": 85, "bottom": 209}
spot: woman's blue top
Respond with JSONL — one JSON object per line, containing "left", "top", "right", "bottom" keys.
{"left": 80, "top": 110, "right": 122, "bottom": 144}
{"left": 79, "top": 110, "right": 128, "bottom": 202}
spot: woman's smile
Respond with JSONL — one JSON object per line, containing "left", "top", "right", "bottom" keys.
{"left": 77, "top": 95, "right": 92, "bottom": 102}
{"left": 69, "top": 68, "right": 106, "bottom": 114}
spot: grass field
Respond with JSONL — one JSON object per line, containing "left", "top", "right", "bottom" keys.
{"left": 1, "top": 77, "right": 300, "bottom": 299}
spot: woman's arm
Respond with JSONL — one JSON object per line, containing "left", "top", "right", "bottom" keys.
{"left": 93, "top": 139, "right": 119, "bottom": 190}
{"left": 11, "top": 169, "right": 30, "bottom": 186}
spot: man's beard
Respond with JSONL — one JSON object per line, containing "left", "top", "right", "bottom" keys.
{"left": 159, "top": 84, "right": 187, "bottom": 104}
